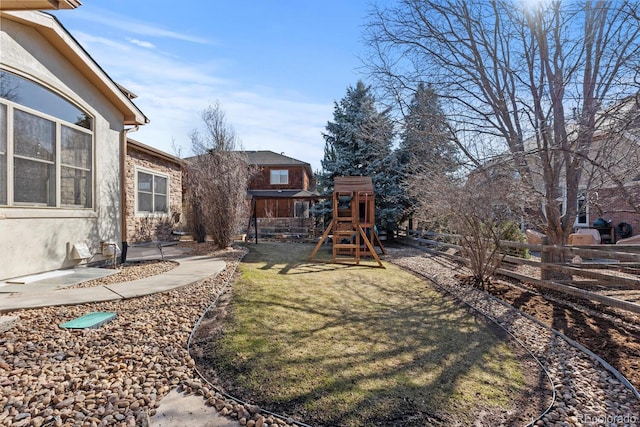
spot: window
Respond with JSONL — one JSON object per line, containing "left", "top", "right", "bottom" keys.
{"left": 295, "top": 201, "right": 309, "bottom": 218}
{"left": 137, "top": 170, "right": 168, "bottom": 214}
{"left": 575, "top": 192, "right": 588, "bottom": 226}
{"left": 270, "top": 169, "right": 288, "bottom": 185}
{"left": 0, "top": 70, "right": 93, "bottom": 208}
{"left": 0, "top": 104, "right": 7, "bottom": 205}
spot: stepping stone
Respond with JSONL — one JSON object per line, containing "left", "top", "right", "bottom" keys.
{"left": 0, "top": 316, "right": 19, "bottom": 332}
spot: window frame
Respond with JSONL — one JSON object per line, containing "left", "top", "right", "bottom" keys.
{"left": 294, "top": 200, "right": 309, "bottom": 218}
{"left": 575, "top": 192, "right": 589, "bottom": 227}
{"left": 135, "top": 167, "right": 170, "bottom": 216}
{"left": 270, "top": 169, "right": 289, "bottom": 185}
{"left": 0, "top": 88, "right": 94, "bottom": 210}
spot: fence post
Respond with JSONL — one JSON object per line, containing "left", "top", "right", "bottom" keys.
{"left": 540, "top": 236, "right": 550, "bottom": 280}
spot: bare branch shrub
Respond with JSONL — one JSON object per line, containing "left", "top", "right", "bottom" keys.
{"left": 184, "top": 102, "right": 251, "bottom": 247}
{"left": 425, "top": 168, "right": 534, "bottom": 288}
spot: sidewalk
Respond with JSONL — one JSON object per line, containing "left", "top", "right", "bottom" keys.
{"left": 0, "top": 254, "right": 226, "bottom": 313}
{"left": 0, "top": 251, "right": 242, "bottom": 427}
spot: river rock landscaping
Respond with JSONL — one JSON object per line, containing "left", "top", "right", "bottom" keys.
{"left": 0, "top": 242, "right": 638, "bottom": 426}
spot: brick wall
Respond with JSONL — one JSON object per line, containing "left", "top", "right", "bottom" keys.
{"left": 125, "top": 146, "right": 184, "bottom": 243}
{"left": 590, "top": 185, "right": 640, "bottom": 240}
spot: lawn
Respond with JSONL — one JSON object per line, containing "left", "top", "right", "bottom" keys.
{"left": 202, "top": 242, "right": 543, "bottom": 426}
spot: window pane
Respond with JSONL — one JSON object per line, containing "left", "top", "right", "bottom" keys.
{"left": 138, "top": 172, "right": 152, "bottom": 192}
{"left": 61, "top": 167, "right": 91, "bottom": 207}
{"left": 154, "top": 175, "right": 167, "bottom": 195}
{"left": 577, "top": 196, "right": 587, "bottom": 225}
{"left": 270, "top": 169, "right": 288, "bottom": 184}
{"left": 14, "top": 109, "right": 55, "bottom": 162}
{"left": 61, "top": 125, "right": 92, "bottom": 169}
{"left": 0, "top": 70, "right": 92, "bottom": 129}
{"left": 138, "top": 192, "right": 152, "bottom": 212}
{"left": 0, "top": 103, "right": 6, "bottom": 205}
{"left": 154, "top": 194, "right": 167, "bottom": 213}
{"left": 14, "top": 157, "right": 55, "bottom": 206}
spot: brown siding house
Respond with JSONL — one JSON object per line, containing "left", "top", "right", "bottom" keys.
{"left": 245, "top": 150, "right": 319, "bottom": 235}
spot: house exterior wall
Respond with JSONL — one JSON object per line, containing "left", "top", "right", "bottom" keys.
{"left": 256, "top": 198, "right": 294, "bottom": 218}
{"left": 0, "top": 16, "right": 126, "bottom": 280}
{"left": 249, "top": 165, "right": 308, "bottom": 191}
{"left": 125, "top": 145, "right": 183, "bottom": 243}
{"left": 589, "top": 184, "right": 640, "bottom": 240}
{"left": 249, "top": 165, "right": 310, "bottom": 218}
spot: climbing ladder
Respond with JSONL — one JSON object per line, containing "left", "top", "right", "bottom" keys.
{"left": 309, "top": 176, "right": 385, "bottom": 268}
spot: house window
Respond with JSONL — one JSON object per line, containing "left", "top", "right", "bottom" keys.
{"left": 137, "top": 170, "right": 168, "bottom": 214}
{"left": 270, "top": 169, "right": 288, "bottom": 185}
{"left": 0, "top": 70, "right": 93, "bottom": 208}
{"left": 0, "top": 103, "right": 7, "bottom": 205}
{"left": 575, "top": 193, "right": 588, "bottom": 226}
{"left": 295, "top": 201, "right": 309, "bottom": 218}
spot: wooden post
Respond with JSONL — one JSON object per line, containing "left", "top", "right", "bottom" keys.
{"left": 540, "top": 236, "right": 550, "bottom": 280}
{"left": 253, "top": 197, "right": 258, "bottom": 244}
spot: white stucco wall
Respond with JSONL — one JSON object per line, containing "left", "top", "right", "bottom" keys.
{"left": 0, "top": 16, "right": 127, "bottom": 280}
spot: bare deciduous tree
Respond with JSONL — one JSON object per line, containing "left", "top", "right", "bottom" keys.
{"left": 366, "top": 0, "right": 640, "bottom": 244}
{"left": 184, "top": 102, "right": 251, "bottom": 246}
{"left": 424, "top": 168, "right": 534, "bottom": 287}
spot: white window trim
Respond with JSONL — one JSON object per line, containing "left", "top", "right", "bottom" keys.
{"left": 0, "top": 99, "right": 94, "bottom": 212}
{"left": 574, "top": 192, "right": 589, "bottom": 227}
{"left": 134, "top": 166, "right": 170, "bottom": 217}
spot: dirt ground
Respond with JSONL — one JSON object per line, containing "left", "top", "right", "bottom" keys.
{"left": 483, "top": 277, "right": 640, "bottom": 390}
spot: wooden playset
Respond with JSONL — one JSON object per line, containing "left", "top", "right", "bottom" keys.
{"left": 309, "top": 176, "right": 385, "bottom": 267}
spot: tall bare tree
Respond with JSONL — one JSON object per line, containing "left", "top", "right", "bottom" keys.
{"left": 185, "top": 102, "right": 251, "bottom": 246}
{"left": 366, "top": 0, "right": 640, "bottom": 244}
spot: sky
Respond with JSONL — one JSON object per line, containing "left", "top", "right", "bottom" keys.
{"left": 51, "top": 1, "right": 379, "bottom": 172}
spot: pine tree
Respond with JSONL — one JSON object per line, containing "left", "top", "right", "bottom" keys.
{"left": 398, "top": 83, "right": 458, "bottom": 226}
{"left": 314, "top": 81, "right": 404, "bottom": 234}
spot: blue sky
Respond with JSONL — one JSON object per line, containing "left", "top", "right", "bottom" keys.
{"left": 52, "top": 1, "right": 378, "bottom": 171}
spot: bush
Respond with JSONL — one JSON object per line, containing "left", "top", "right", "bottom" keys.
{"left": 500, "top": 221, "right": 529, "bottom": 259}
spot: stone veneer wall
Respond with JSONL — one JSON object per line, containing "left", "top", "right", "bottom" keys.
{"left": 125, "top": 147, "right": 184, "bottom": 243}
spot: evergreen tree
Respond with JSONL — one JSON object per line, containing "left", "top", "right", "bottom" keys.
{"left": 314, "top": 81, "right": 404, "bottom": 234}
{"left": 398, "top": 83, "right": 458, "bottom": 225}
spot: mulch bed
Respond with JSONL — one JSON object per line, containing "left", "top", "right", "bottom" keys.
{"left": 485, "top": 277, "right": 640, "bottom": 390}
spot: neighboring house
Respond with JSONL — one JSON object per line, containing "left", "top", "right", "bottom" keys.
{"left": 533, "top": 97, "right": 640, "bottom": 240}
{"left": 0, "top": 7, "right": 148, "bottom": 281}
{"left": 245, "top": 150, "right": 319, "bottom": 235}
{"left": 125, "top": 138, "right": 185, "bottom": 244}
{"left": 476, "top": 94, "right": 640, "bottom": 242}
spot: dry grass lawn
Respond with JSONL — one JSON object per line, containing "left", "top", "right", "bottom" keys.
{"left": 197, "top": 242, "right": 546, "bottom": 426}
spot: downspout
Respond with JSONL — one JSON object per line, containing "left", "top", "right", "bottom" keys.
{"left": 120, "top": 125, "right": 139, "bottom": 263}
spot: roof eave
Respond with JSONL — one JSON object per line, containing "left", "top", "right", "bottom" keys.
{"left": 2, "top": 11, "right": 148, "bottom": 126}
{"left": 0, "top": 0, "right": 81, "bottom": 11}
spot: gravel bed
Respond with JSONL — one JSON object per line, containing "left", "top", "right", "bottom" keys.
{"left": 0, "top": 247, "right": 263, "bottom": 427}
{"left": 385, "top": 247, "right": 640, "bottom": 427}
{"left": 2, "top": 244, "right": 639, "bottom": 427}
{"left": 66, "top": 261, "right": 178, "bottom": 290}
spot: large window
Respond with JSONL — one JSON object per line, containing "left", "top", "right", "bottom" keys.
{"left": 0, "top": 70, "right": 93, "bottom": 208}
{"left": 270, "top": 169, "right": 288, "bottom": 185}
{"left": 137, "top": 170, "right": 168, "bottom": 214}
{"left": 0, "top": 104, "right": 6, "bottom": 205}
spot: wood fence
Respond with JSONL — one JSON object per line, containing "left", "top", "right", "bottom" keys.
{"left": 400, "top": 229, "right": 640, "bottom": 315}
